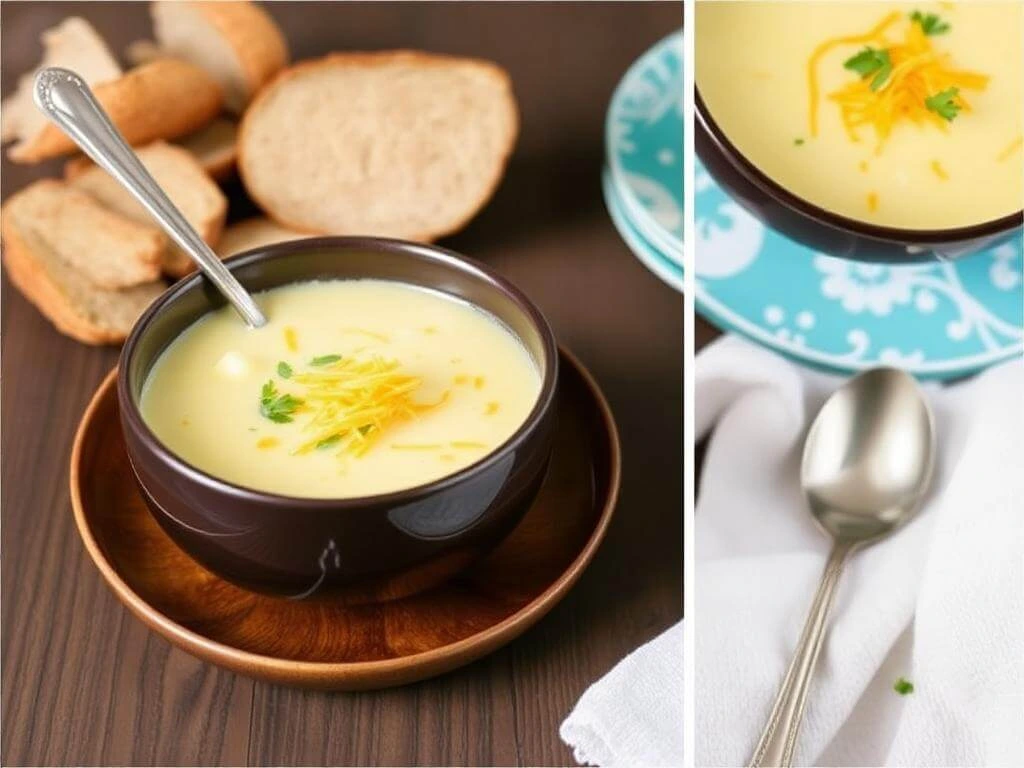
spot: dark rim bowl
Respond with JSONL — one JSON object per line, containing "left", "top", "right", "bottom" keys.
{"left": 696, "top": 88, "right": 1023, "bottom": 263}
{"left": 117, "top": 237, "right": 560, "bottom": 601}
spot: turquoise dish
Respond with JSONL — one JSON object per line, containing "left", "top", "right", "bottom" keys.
{"left": 606, "top": 30, "right": 683, "bottom": 266}
{"left": 695, "top": 158, "right": 1023, "bottom": 379}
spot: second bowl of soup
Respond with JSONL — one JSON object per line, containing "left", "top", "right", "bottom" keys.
{"left": 696, "top": 1, "right": 1024, "bottom": 261}
{"left": 118, "top": 238, "right": 559, "bottom": 600}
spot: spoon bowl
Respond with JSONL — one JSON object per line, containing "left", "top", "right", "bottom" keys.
{"left": 802, "top": 368, "right": 936, "bottom": 543}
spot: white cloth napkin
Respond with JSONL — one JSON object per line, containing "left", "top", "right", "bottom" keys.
{"left": 696, "top": 335, "right": 1024, "bottom": 767}
{"left": 560, "top": 620, "right": 685, "bottom": 767}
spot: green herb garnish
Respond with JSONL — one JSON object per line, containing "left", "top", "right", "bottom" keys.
{"left": 893, "top": 677, "right": 914, "bottom": 695}
{"left": 309, "top": 354, "right": 343, "bottom": 367}
{"left": 315, "top": 434, "right": 342, "bottom": 450}
{"left": 925, "top": 87, "right": 961, "bottom": 121}
{"left": 794, "top": 138, "right": 805, "bottom": 146}
{"left": 910, "top": 11, "right": 950, "bottom": 36}
{"left": 844, "top": 47, "right": 893, "bottom": 91}
{"left": 259, "top": 380, "right": 303, "bottom": 423}
{"left": 277, "top": 361, "right": 293, "bottom": 379}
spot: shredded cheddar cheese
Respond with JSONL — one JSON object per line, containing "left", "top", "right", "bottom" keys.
{"left": 866, "top": 192, "right": 879, "bottom": 212}
{"left": 811, "top": 12, "right": 988, "bottom": 150}
{"left": 341, "top": 327, "right": 390, "bottom": 343}
{"left": 485, "top": 401, "right": 500, "bottom": 415}
{"left": 283, "top": 355, "right": 448, "bottom": 458}
{"left": 257, "top": 436, "right": 280, "bottom": 450}
{"left": 997, "top": 135, "right": 1023, "bottom": 162}
{"left": 930, "top": 160, "right": 949, "bottom": 180}
{"left": 284, "top": 326, "right": 299, "bottom": 352}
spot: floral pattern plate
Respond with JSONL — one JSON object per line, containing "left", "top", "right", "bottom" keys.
{"left": 695, "top": 158, "right": 1023, "bottom": 379}
{"left": 606, "top": 30, "right": 684, "bottom": 266}
{"left": 604, "top": 169, "right": 683, "bottom": 294}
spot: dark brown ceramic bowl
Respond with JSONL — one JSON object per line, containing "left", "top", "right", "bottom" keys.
{"left": 696, "top": 90, "right": 1023, "bottom": 263}
{"left": 117, "top": 237, "right": 559, "bottom": 601}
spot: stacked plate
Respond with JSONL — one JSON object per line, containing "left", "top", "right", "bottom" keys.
{"left": 603, "top": 31, "right": 684, "bottom": 293}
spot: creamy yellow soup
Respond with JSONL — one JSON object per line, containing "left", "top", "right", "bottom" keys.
{"left": 697, "top": 1, "right": 1024, "bottom": 229}
{"left": 141, "top": 280, "right": 542, "bottom": 498}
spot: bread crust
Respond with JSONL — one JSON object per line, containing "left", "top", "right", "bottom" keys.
{"left": 2, "top": 216, "right": 124, "bottom": 344}
{"left": 8, "top": 58, "right": 224, "bottom": 163}
{"left": 237, "top": 51, "right": 519, "bottom": 242}
{"left": 186, "top": 1, "right": 289, "bottom": 105}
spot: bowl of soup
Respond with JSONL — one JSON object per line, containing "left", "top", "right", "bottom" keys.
{"left": 118, "top": 237, "right": 559, "bottom": 600}
{"left": 696, "top": 1, "right": 1023, "bottom": 262}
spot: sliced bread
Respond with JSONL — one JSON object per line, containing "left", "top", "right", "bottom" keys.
{"left": 2, "top": 180, "right": 163, "bottom": 290}
{"left": 216, "top": 217, "right": 309, "bottom": 258}
{"left": 2, "top": 194, "right": 166, "bottom": 345}
{"left": 237, "top": 51, "right": 518, "bottom": 241}
{"left": 66, "top": 117, "right": 238, "bottom": 181}
{"left": 151, "top": 0, "right": 289, "bottom": 114}
{"left": 7, "top": 58, "right": 223, "bottom": 163}
{"left": 68, "top": 141, "right": 228, "bottom": 276}
{"left": 1, "top": 18, "right": 122, "bottom": 146}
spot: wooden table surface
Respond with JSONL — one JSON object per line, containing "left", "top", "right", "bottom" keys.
{"left": 0, "top": 3, "right": 683, "bottom": 765}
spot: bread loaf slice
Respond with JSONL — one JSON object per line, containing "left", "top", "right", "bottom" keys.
{"left": 237, "top": 52, "right": 518, "bottom": 241}
{"left": 1, "top": 18, "right": 122, "bottom": 146}
{"left": 217, "top": 217, "right": 308, "bottom": 258}
{"left": 7, "top": 58, "right": 223, "bottom": 163}
{"left": 2, "top": 191, "right": 166, "bottom": 345}
{"left": 2, "top": 180, "right": 163, "bottom": 289}
{"left": 68, "top": 141, "right": 227, "bottom": 276}
{"left": 65, "top": 117, "right": 238, "bottom": 182}
{"left": 151, "top": 0, "right": 289, "bottom": 114}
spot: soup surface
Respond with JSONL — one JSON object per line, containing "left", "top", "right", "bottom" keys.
{"left": 141, "top": 280, "right": 542, "bottom": 498}
{"left": 697, "top": 1, "right": 1024, "bottom": 229}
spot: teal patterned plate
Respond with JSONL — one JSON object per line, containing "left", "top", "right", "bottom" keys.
{"left": 695, "top": 158, "right": 1023, "bottom": 379}
{"left": 606, "top": 31, "right": 684, "bottom": 266}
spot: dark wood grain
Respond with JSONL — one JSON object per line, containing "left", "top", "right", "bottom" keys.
{"left": 1, "top": 3, "right": 683, "bottom": 765}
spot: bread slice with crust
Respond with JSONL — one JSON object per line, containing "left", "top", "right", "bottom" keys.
{"left": 2, "top": 188, "right": 166, "bottom": 345}
{"left": 7, "top": 58, "right": 223, "bottom": 163}
{"left": 1, "top": 18, "right": 122, "bottom": 146}
{"left": 2, "top": 180, "right": 163, "bottom": 290}
{"left": 237, "top": 51, "right": 518, "bottom": 241}
{"left": 151, "top": 0, "right": 289, "bottom": 114}
{"left": 216, "top": 217, "right": 309, "bottom": 258}
{"left": 68, "top": 141, "right": 227, "bottom": 276}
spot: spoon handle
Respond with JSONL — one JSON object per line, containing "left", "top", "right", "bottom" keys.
{"left": 748, "top": 540, "right": 853, "bottom": 767}
{"left": 32, "top": 67, "right": 267, "bottom": 329}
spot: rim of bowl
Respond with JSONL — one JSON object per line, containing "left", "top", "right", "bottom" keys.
{"left": 118, "top": 236, "right": 560, "bottom": 510}
{"left": 695, "top": 88, "right": 1024, "bottom": 246}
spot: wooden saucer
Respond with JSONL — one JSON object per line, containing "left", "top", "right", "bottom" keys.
{"left": 70, "top": 348, "right": 619, "bottom": 690}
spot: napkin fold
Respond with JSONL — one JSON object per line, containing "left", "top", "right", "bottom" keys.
{"left": 696, "top": 336, "right": 1024, "bottom": 767}
{"left": 560, "top": 621, "right": 685, "bottom": 767}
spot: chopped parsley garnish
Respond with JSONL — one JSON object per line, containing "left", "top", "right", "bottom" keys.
{"left": 925, "top": 87, "right": 961, "bottom": 121}
{"left": 309, "top": 354, "right": 343, "bottom": 367}
{"left": 277, "top": 361, "right": 293, "bottom": 379}
{"left": 893, "top": 677, "right": 914, "bottom": 695}
{"left": 259, "top": 380, "right": 303, "bottom": 423}
{"left": 910, "top": 11, "right": 950, "bottom": 36}
{"left": 794, "top": 138, "right": 805, "bottom": 146}
{"left": 843, "top": 47, "right": 893, "bottom": 91}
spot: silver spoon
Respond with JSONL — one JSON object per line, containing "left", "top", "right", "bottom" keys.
{"left": 749, "top": 367, "right": 935, "bottom": 767}
{"left": 33, "top": 67, "right": 266, "bottom": 328}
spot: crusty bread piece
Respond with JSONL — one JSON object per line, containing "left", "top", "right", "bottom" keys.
{"left": 237, "top": 52, "right": 519, "bottom": 241}
{"left": 7, "top": 58, "right": 223, "bottom": 163}
{"left": 1, "top": 18, "right": 122, "bottom": 145}
{"left": 124, "top": 39, "right": 165, "bottom": 66}
{"left": 1, "top": 180, "right": 163, "bottom": 290}
{"left": 151, "top": 1, "right": 288, "bottom": 114}
{"left": 216, "top": 217, "right": 308, "bottom": 258}
{"left": 174, "top": 118, "right": 237, "bottom": 180}
{"left": 65, "top": 117, "right": 238, "bottom": 181}
{"left": 68, "top": 141, "right": 227, "bottom": 276}
{"left": 2, "top": 195, "right": 166, "bottom": 345}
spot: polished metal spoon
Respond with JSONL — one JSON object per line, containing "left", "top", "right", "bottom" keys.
{"left": 749, "top": 367, "right": 935, "bottom": 767}
{"left": 32, "top": 67, "right": 266, "bottom": 328}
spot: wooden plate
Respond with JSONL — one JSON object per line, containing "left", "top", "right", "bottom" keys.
{"left": 70, "top": 348, "right": 620, "bottom": 690}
